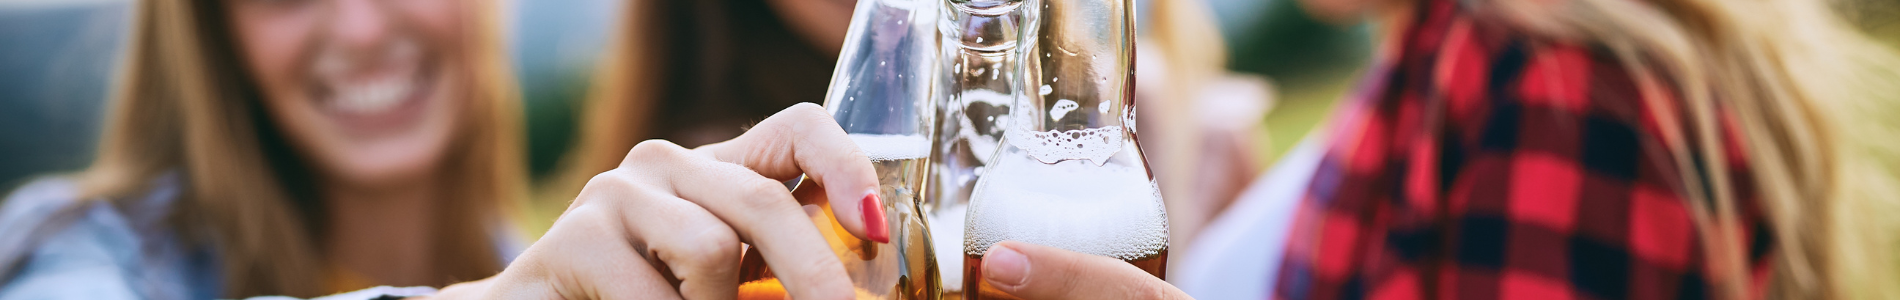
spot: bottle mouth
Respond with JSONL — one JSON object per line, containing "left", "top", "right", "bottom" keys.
{"left": 948, "top": 0, "right": 1024, "bottom": 52}
{"left": 949, "top": 0, "right": 1024, "bottom": 15}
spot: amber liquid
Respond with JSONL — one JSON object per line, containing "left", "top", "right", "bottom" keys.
{"left": 960, "top": 249, "right": 1166, "bottom": 300}
{"left": 735, "top": 156, "right": 941, "bottom": 300}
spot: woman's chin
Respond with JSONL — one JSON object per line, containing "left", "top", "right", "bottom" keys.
{"left": 319, "top": 108, "right": 458, "bottom": 189}
{"left": 324, "top": 141, "right": 450, "bottom": 189}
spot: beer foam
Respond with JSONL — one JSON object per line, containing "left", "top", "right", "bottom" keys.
{"left": 850, "top": 134, "right": 931, "bottom": 161}
{"left": 1005, "top": 96, "right": 1125, "bottom": 164}
{"left": 963, "top": 155, "right": 1168, "bottom": 260}
{"left": 1005, "top": 125, "right": 1124, "bottom": 165}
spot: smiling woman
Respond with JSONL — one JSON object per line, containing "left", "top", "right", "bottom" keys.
{"left": 0, "top": 0, "right": 525, "bottom": 298}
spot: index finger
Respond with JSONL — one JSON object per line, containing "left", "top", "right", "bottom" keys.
{"left": 694, "top": 103, "right": 887, "bottom": 243}
{"left": 617, "top": 140, "right": 856, "bottom": 300}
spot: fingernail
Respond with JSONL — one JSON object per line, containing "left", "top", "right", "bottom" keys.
{"left": 859, "top": 191, "right": 889, "bottom": 243}
{"left": 984, "top": 244, "right": 1029, "bottom": 288}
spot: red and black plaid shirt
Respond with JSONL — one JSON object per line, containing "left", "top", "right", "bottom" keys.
{"left": 1273, "top": 1, "right": 1775, "bottom": 299}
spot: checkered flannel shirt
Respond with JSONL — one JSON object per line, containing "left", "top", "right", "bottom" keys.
{"left": 1272, "top": 1, "right": 1775, "bottom": 299}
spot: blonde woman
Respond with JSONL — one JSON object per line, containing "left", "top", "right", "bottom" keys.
{"left": 0, "top": 0, "right": 888, "bottom": 299}
{"left": 0, "top": 0, "right": 525, "bottom": 297}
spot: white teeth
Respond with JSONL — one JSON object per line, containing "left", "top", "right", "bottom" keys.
{"left": 332, "top": 75, "right": 413, "bottom": 114}
{"left": 318, "top": 37, "right": 424, "bottom": 115}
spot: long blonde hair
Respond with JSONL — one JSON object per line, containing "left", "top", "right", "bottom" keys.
{"left": 78, "top": 0, "right": 525, "bottom": 297}
{"left": 1468, "top": 0, "right": 1900, "bottom": 298}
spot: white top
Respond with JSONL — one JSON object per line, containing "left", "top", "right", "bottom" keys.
{"left": 1172, "top": 135, "right": 1326, "bottom": 300}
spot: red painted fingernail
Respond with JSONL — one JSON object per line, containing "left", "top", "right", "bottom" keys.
{"left": 860, "top": 191, "right": 889, "bottom": 243}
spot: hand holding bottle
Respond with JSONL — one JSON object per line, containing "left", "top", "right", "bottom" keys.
{"left": 429, "top": 104, "right": 884, "bottom": 300}
{"left": 973, "top": 241, "right": 1192, "bottom": 300}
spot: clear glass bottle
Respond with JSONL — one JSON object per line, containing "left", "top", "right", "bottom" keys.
{"left": 735, "top": 0, "right": 941, "bottom": 299}
{"left": 959, "top": 0, "right": 1165, "bottom": 298}
{"left": 928, "top": 0, "right": 1025, "bottom": 297}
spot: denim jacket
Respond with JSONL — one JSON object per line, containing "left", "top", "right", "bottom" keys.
{"left": 0, "top": 174, "right": 506, "bottom": 300}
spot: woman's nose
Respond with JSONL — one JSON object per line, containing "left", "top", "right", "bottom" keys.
{"left": 325, "top": 0, "right": 394, "bottom": 52}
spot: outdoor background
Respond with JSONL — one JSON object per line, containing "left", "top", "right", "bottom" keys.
{"left": 0, "top": 0, "right": 1893, "bottom": 195}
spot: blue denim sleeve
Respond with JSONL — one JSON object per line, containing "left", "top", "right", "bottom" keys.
{"left": 0, "top": 179, "right": 142, "bottom": 300}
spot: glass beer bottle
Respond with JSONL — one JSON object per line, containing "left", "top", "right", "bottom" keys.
{"left": 928, "top": 0, "right": 1023, "bottom": 297}
{"left": 960, "top": 0, "right": 1165, "bottom": 298}
{"left": 733, "top": 0, "right": 941, "bottom": 299}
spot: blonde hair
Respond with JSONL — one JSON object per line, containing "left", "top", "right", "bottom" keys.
{"left": 79, "top": 0, "right": 525, "bottom": 297}
{"left": 1143, "top": 0, "right": 1240, "bottom": 257}
{"left": 1469, "top": 0, "right": 1900, "bottom": 298}
{"left": 559, "top": 0, "right": 664, "bottom": 191}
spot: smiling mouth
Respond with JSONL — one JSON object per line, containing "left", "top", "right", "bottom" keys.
{"left": 312, "top": 38, "right": 437, "bottom": 125}
{"left": 328, "top": 71, "right": 423, "bottom": 115}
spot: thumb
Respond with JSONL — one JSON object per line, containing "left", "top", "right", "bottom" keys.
{"left": 978, "top": 241, "right": 1190, "bottom": 300}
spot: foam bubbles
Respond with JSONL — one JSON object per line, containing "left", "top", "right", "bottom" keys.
{"left": 850, "top": 134, "right": 931, "bottom": 161}
{"left": 1049, "top": 99, "right": 1080, "bottom": 121}
{"left": 1006, "top": 125, "right": 1124, "bottom": 165}
{"left": 963, "top": 155, "right": 1168, "bottom": 260}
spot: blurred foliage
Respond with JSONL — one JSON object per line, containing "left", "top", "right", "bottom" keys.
{"left": 520, "top": 70, "right": 587, "bottom": 182}
{"left": 1216, "top": 0, "right": 1372, "bottom": 166}
{"left": 1223, "top": 0, "right": 1372, "bottom": 89}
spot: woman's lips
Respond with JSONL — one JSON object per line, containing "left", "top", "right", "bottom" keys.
{"left": 314, "top": 58, "right": 437, "bottom": 134}
{"left": 310, "top": 37, "right": 437, "bottom": 132}
{"left": 315, "top": 38, "right": 427, "bottom": 115}
{"left": 328, "top": 70, "right": 417, "bottom": 115}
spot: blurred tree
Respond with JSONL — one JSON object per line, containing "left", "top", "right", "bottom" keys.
{"left": 511, "top": 0, "right": 615, "bottom": 182}
{"left": 1203, "top": 0, "right": 1373, "bottom": 164}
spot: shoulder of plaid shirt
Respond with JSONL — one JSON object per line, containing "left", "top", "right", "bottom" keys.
{"left": 1177, "top": 0, "right": 1775, "bottom": 300}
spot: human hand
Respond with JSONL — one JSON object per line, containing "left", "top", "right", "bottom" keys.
{"left": 975, "top": 241, "right": 1192, "bottom": 300}
{"left": 439, "top": 103, "right": 881, "bottom": 300}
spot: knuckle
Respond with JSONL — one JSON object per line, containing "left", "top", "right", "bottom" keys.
{"left": 553, "top": 205, "right": 619, "bottom": 237}
{"left": 785, "top": 102, "right": 828, "bottom": 117}
{"left": 731, "top": 178, "right": 796, "bottom": 211}
{"left": 575, "top": 171, "right": 645, "bottom": 207}
{"left": 579, "top": 171, "right": 628, "bottom": 193}
{"left": 790, "top": 252, "right": 844, "bottom": 279}
{"left": 625, "top": 139, "right": 688, "bottom": 164}
{"left": 669, "top": 226, "right": 741, "bottom": 267}
{"left": 771, "top": 103, "right": 836, "bottom": 134}
{"left": 840, "top": 143, "right": 870, "bottom": 163}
